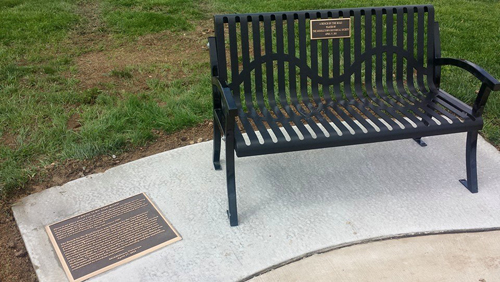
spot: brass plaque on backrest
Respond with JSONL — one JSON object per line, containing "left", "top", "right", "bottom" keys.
{"left": 310, "top": 18, "right": 351, "bottom": 40}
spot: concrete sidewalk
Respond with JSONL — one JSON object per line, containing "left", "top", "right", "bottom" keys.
{"left": 12, "top": 133, "right": 500, "bottom": 281}
{"left": 250, "top": 231, "right": 500, "bottom": 282}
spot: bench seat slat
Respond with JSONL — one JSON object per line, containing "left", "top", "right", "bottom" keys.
{"left": 260, "top": 108, "right": 288, "bottom": 143}
{"left": 248, "top": 108, "right": 274, "bottom": 142}
{"left": 274, "top": 111, "right": 303, "bottom": 142}
{"left": 237, "top": 109, "right": 260, "bottom": 144}
{"left": 333, "top": 100, "right": 376, "bottom": 133}
{"left": 312, "top": 104, "right": 353, "bottom": 136}
{"left": 435, "top": 92, "right": 475, "bottom": 119}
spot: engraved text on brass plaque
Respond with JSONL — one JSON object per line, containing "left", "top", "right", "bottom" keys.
{"left": 310, "top": 18, "right": 351, "bottom": 40}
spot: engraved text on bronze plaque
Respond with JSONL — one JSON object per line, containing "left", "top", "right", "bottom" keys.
{"left": 46, "top": 193, "right": 181, "bottom": 282}
{"left": 310, "top": 18, "right": 351, "bottom": 40}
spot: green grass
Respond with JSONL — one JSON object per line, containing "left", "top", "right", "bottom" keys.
{"left": 0, "top": 0, "right": 78, "bottom": 45}
{"left": 1, "top": 0, "right": 500, "bottom": 199}
{"left": 102, "top": 0, "right": 204, "bottom": 35}
{"left": 110, "top": 69, "right": 133, "bottom": 78}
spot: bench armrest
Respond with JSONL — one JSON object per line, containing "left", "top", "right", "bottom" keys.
{"left": 212, "top": 76, "right": 238, "bottom": 115}
{"left": 435, "top": 58, "right": 500, "bottom": 91}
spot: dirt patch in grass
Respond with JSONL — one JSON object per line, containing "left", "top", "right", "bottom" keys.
{"left": 61, "top": 0, "right": 212, "bottom": 93}
{"left": 0, "top": 120, "right": 214, "bottom": 281}
{"left": 66, "top": 113, "right": 82, "bottom": 131}
{"left": 71, "top": 21, "right": 212, "bottom": 92}
{"left": 0, "top": 131, "right": 17, "bottom": 149}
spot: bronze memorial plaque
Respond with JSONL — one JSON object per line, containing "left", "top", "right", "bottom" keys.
{"left": 46, "top": 193, "right": 181, "bottom": 282}
{"left": 310, "top": 18, "right": 351, "bottom": 40}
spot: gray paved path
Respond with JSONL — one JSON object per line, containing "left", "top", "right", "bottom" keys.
{"left": 250, "top": 231, "right": 500, "bottom": 282}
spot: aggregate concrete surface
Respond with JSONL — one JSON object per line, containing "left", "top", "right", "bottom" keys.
{"left": 12, "top": 133, "right": 500, "bottom": 282}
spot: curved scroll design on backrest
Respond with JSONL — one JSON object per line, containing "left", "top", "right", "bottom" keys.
{"left": 213, "top": 5, "right": 437, "bottom": 108}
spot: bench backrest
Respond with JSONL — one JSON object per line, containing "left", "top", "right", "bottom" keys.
{"left": 212, "top": 5, "right": 438, "bottom": 106}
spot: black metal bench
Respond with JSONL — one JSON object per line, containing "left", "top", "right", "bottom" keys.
{"left": 209, "top": 5, "right": 500, "bottom": 226}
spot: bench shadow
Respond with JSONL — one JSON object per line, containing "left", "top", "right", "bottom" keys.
{"left": 231, "top": 139, "right": 468, "bottom": 224}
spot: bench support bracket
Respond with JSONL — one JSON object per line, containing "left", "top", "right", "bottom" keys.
{"left": 413, "top": 137, "right": 427, "bottom": 147}
{"left": 459, "top": 130, "right": 478, "bottom": 193}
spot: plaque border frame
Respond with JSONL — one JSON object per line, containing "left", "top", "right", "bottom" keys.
{"left": 45, "top": 193, "right": 182, "bottom": 282}
{"left": 310, "top": 18, "right": 351, "bottom": 40}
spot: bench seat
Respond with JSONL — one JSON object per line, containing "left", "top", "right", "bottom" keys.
{"left": 234, "top": 89, "right": 482, "bottom": 157}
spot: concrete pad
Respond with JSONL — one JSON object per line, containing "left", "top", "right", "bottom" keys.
{"left": 250, "top": 231, "right": 500, "bottom": 282}
{"left": 12, "top": 133, "right": 500, "bottom": 282}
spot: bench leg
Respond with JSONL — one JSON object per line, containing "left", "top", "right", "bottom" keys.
{"left": 413, "top": 137, "right": 427, "bottom": 147}
{"left": 213, "top": 115, "right": 222, "bottom": 170}
{"left": 459, "top": 130, "right": 478, "bottom": 193}
{"left": 226, "top": 130, "right": 238, "bottom": 226}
